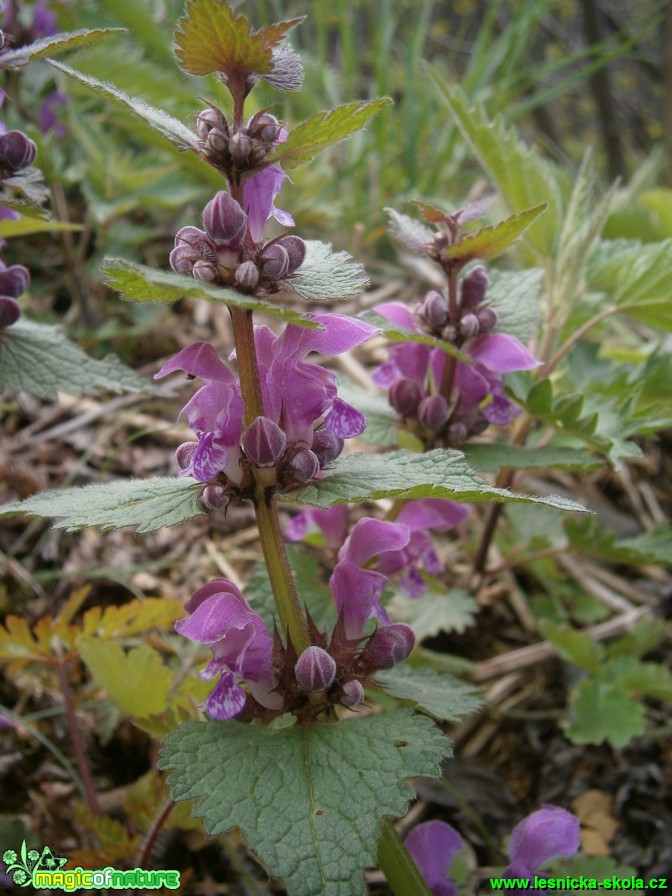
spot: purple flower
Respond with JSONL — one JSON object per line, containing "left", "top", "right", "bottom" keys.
{"left": 175, "top": 578, "right": 281, "bottom": 720}
{"left": 405, "top": 820, "right": 463, "bottom": 896}
{"left": 285, "top": 505, "right": 349, "bottom": 550}
{"left": 329, "top": 517, "right": 411, "bottom": 639}
{"left": 243, "top": 126, "right": 294, "bottom": 242}
{"left": 38, "top": 90, "right": 68, "bottom": 139}
{"left": 506, "top": 805, "right": 580, "bottom": 880}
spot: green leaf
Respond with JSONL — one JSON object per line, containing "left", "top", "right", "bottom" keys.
{"left": 360, "top": 311, "right": 470, "bottom": 362}
{"left": 287, "top": 241, "right": 369, "bottom": 302}
{"left": 540, "top": 621, "right": 604, "bottom": 673}
{"left": 0, "top": 216, "right": 81, "bottom": 237}
{"left": 0, "top": 319, "right": 148, "bottom": 400}
{"left": 567, "top": 678, "right": 645, "bottom": 748}
{"left": 486, "top": 267, "right": 544, "bottom": 343}
{"left": 615, "top": 660, "right": 672, "bottom": 701}
{"left": 174, "top": 0, "right": 301, "bottom": 78}
{"left": 386, "top": 208, "right": 435, "bottom": 254}
{"left": 565, "top": 517, "right": 672, "bottom": 567}
{"left": 443, "top": 204, "right": 547, "bottom": 263}
{"left": 267, "top": 98, "right": 392, "bottom": 170}
{"left": 0, "top": 28, "right": 125, "bottom": 68}
{"left": 288, "top": 449, "right": 589, "bottom": 513}
{"left": 463, "top": 443, "right": 601, "bottom": 473}
{"left": 79, "top": 639, "right": 172, "bottom": 717}
{"left": 48, "top": 60, "right": 198, "bottom": 151}
{"left": 100, "top": 257, "right": 319, "bottom": 327}
{"left": 160, "top": 710, "right": 449, "bottom": 896}
{"left": 386, "top": 589, "right": 478, "bottom": 640}
{"left": 0, "top": 477, "right": 204, "bottom": 533}
{"left": 374, "top": 665, "right": 481, "bottom": 722}
{"left": 3, "top": 168, "right": 49, "bottom": 207}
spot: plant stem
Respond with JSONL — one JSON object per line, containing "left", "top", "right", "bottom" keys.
{"left": 377, "top": 818, "right": 433, "bottom": 896}
{"left": 56, "top": 657, "right": 100, "bottom": 816}
{"left": 135, "top": 798, "right": 175, "bottom": 869}
{"left": 229, "top": 307, "right": 264, "bottom": 427}
{"left": 439, "top": 267, "right": 459, "bottom": 399}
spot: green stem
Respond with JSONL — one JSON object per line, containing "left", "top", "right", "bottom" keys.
{"left": 377, "top": 818, "right": 433, "bottom": 896}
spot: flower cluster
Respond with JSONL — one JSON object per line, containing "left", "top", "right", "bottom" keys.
{"left": 156, "top": 313, "right": 378, "bottom": 506}
{"left": 0, "top": 259, "right": 29, "bottom": 329}
{"left": 405, "top": 805, "right": 581, "bottom": 895}
{"left": 175, "top": 516, "right": 421, "bottom": 721}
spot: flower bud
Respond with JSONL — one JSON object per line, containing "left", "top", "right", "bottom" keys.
{"left": 197, "top": 107, "right": 225, "bottom": 137}
{"left": 448, "top": 421, "right": 468, "bottom": 444}
{"left": 246, "top": 111, "right": 282, "bottom": 144}
{"left": 421, "top": 290, "right": 448, "bottom": 328}
{"left": 170, "top": 245, "right": 196, "bottom": 275}
{"left": 176, "top": 441, "right": 197, "bottom": 470}
{"left": 0, "top": 264, "right": 29, "bottom": 297}
{"left": 175, "top": 225, "right": 210, "bottom": 250}
{"left": 201, "top": 483, "right": 229, "bottom": 510}
{"left": 389, "top": 378, "right": 422, "bottom": 418}
{"left": 234, "top": 260, "right": 260, "bottom": 290}
{"left": 295, "top": 646, "right": 336, "bottom": 692}
{"left": 461, "top": 264, "right": 489, "bottom": 309}
{"left": 340, "top": 679, "right": 364, "bottom": 707}
{"left": 192, "top": 259, "right": 217, "bottom": 282}
{"left": 418, "top": 394, "right": 450, "bottom": 431}
{"left": 311, "top": 430, "right": 344, "bottom": 467}
{"left": 0, "top": 295, "right": 21, "bottom": 327}
{"left": 258, "top": 243, "right": 289, "bottom": 280}
{"left": 276, "top": 235, "right": 306, "bottom": 275}
{"left": 241, "top": 416, "right": 287, "bottom": 468}
{"left": 0, "top": 130, "right": 37, "bottom": 173}
{"left": 460, "top": 312, "right": 480, "bottom": 339}
{"left": 360, "top": 624, "right": 415, "bottom": 670}
{"left": 202, "top": 192, "right": 247, "bottom": 247}
{"left": 288, "top": 447, "right": 320, "bottom": 483}
{"left": 476, "top": 306, "right": 498, "bottom": 331}
{"left": 228, "top": 131, "right": 252, "bottom": 167}
{"left": 206, "top": 128, "right": 228, "bottom": 154}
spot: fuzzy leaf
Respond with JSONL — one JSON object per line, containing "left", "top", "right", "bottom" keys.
{"left": 0, "top": 319, "right": 148, "bottom": 399}
{"left": 386, "top": 208, "right": 436, "bottom": 253}
{"left": 3, "top": 168, "right": 49, "bottom": 206}
{"left": 287, "top": 241, "right": 368, "bottom": 302}
{"left": 374, "top": 665, "right": 481, "bottom": 722}
{"left": 486, "top": 268, "right": 544, "bottom": 343}
{"left": 0, "top": 477, "right": 204, "bottom": 533}
{"left": 443, "top": 204, "right": 547, "bottom": 263}
{"left": 101, "top": 257, "right": 318, "bottom": 326}
{"left": 387, "top": 589, "right": 477, "bottom": 640}
{"left": 288, "top": 449, "right": 589, "bottom": 513}
{"left": 0, "top": 28, "right": 124, "bottom": 68}
{"left": 267, "top": 99, "right": 392, "bottom": 170}
{"left": 174, "top": 0, "right": 301, "bottom": 77}
{"left": 48, "top": 60, "right": 198, "bottom": 151}
{"left": 463, "top": 443, "right": 601, "bottom": 473}
{"left": 160, "top": 710, "right": 449, "bottom": 896}
{"left": 79, "top": 639, "right": 172, "bottom": 717}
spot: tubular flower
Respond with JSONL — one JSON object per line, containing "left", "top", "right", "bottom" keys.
{"left": 506, "top": 805, "right": 580, "bottom": 880}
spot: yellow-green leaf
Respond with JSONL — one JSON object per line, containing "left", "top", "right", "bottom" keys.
{"left": 79, "top": 639, "right": 172, "bottom": 717}
{"left": 443, "top": 204, "right": 547, "bottom": 263}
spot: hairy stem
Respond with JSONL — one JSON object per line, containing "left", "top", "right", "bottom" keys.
{"left": 135, "top": 798, "right": 175, "bottom": 869}
{"left": 57, "top": 657, "right": 100, "bottom": 816}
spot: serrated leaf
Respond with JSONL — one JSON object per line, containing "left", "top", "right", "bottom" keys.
{"left": 386, "top": 208, "right": 435, "bottom": 254}
{"left": 0, "top": 28, "right": 125, "bottom": 68}
{"left": 81, "top": 597, "right": 185, "bottom": 639}
{"left": 540, "top": 622, "right": 604, "bottom": 673}
{"left": 360, "top": 311, "right": 470, "bottom": 362}
{"left": 287, "top": 241, "right": 368, "bottom": 302}
{"left": 287, "top": 449, "right": 589, "bottom": 514}
{"left": 0, "top": 477, "right": 204, "bottom": 533}
{"left": 267, "top": 99, "right": 392, "bottom": 170}
{"left": 387, "top": 589, "right": 478, "bottom": 640}
{"left": 565, "top": 517, "right": 672, "bottom": 566}
{"left": 463, "top": 443, "right": 601, "bottom": 473}
{"left": 79, "top": 639, "right": 172, "bottom": 717}
{"left": 48, "top": 60, "right": 198, "bottom": 151}
{"left": 567, "top": 678, "right": 645, "bottom": 748}
{"left": 374, "top": 665, "right": 481, "bottom": 722}
{"left": 160, "top": 710, "right": 449, "bottom": 896}
{"left": 485, "top": 268, "right": 543, "bottom": 343}
{"left": 101, "top": 257, "right": 319, "bottom": 326}
{"left": 0, "top": 319, "right": 149, "bottom": 399}
{"left": 174, "top": 0, "right": 301, "bottom": 77}
{"left": 443, "top": 205, "right": 547, "bottom": 263}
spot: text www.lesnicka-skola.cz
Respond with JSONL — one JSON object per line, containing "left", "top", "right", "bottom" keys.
{"left": 490, "top": 877, "right": 669, "bottom": 890}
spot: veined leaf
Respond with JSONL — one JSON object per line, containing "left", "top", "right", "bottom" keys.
{"left": 443, "top": 204, "right": 547, "bottom": 263}
{"left": 79, "top": 640, "right": 172, "bottom": 717}
{"left": 287, "top": 240, "right": 369, "bottom": 302}
{"left": 100, "top": 257, "right": 319, "bottom": 327}
{"left": 48, "top": 60, "right": 198, "bottom": 151}
{"left": 0, "top": 319, "right": 148, "bottom": 399}
{"left": 174, "top": 0, "right": 301, "bottom": 77}
{"left": 374, "top": 665, "right": 481, "bottom": 722}
{"left": 463, "top": 443, "right": 601, "bottom": 473}
{"left": 0, "top": 478, "right": 204, "bottom": 533}
{"left": 387, "top": 589, "right": 477, "bottom": 640}
{"left": 288, "top": 449, "right": 589, "bottom": 513}
{"left": 487, "top": 267, "right": 544, "bottom": 343}
{"left": 267, "top": 99, "right": 392, "bottom": 170}
{"left": 160, "top": 710, "right": 449, "bottom": 896}
{"left": 0, "top": 28, "right": 125, "bottom": 68}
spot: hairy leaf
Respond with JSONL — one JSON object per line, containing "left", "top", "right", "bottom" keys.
{"left": 386, "top": 589, "right": 477, "bottom": 640}
{"left": 287, "top": 241, "right": 368, "bottom": 302}
{"left": 267, "top": 99, "right": 392, "bottom": 170}
{"left": 48, "top": 60, "right": 198, "bottom": 151}
{"left": 374, "top": 665, "right": 481, "bottom": 722}
{"left": 0, "top": 319, "right": 148, "bottom": 399}
{"left": 486, "top": 268, "right": 544, "bottom": 343}
{"left": 360, "top": 311, "right": 470, "bottom": 362}
{"left": 160, "top": 710, "right": 449, "bottom": 896}
{"left": 386, "top": 208, "right": 435, "bottom": 253}
{"left": 101, "top": 257, "right": 319, "bottom": 326}
{"left": 0, "top": 28, "right": 124, "bottom": 68}
{"left": 443, "top": 204, "right": 547, "bottom": 263}
{"left": 288, "top": 449, "right": 589, "bottom": 513}
{"left": 463, "top": 443, "right": 601, "bottom": 473}
{"left": 0, "top": 478, "right": 204, "bottom": 533}
{"left": 79, "top": 640, "right": 172, "bottom": 717}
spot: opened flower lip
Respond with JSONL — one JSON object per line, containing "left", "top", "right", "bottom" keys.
{"left": 405, "top": 820, "right": 462, "bottom": 896}
{"left": 506, "top": 804, "right": 580, "bottom": 878}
